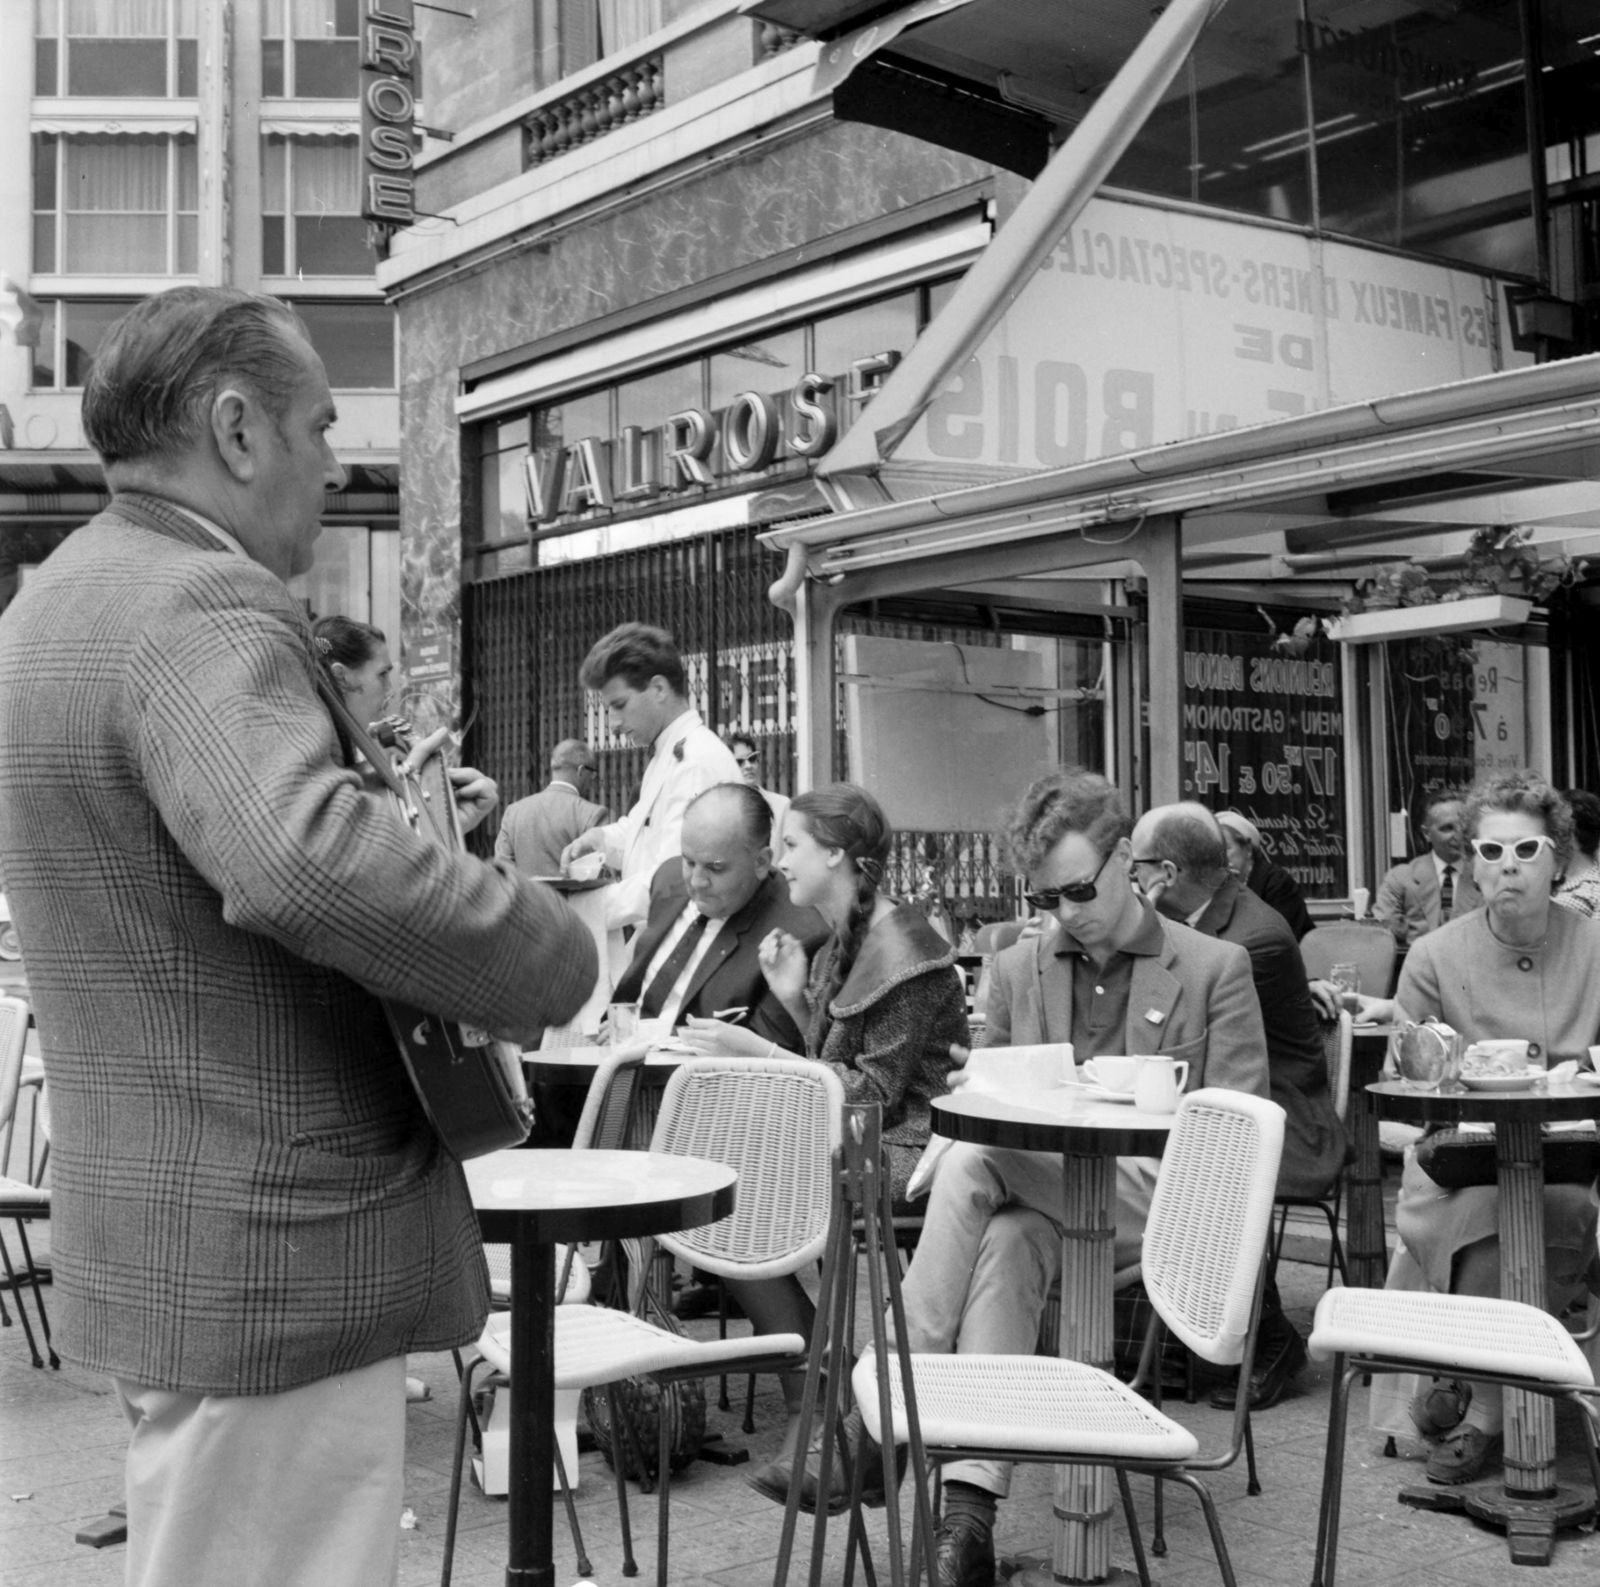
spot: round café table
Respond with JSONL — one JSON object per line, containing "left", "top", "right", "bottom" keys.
{"left": 464, "top": 1149, "right": 737, "bottom": 1587}
{"left": 1369, "top": 1078, "right": 1600, "bottom": 1562}
{"left": 933, "top": 1087, "right": 1174, "bottom": 1587}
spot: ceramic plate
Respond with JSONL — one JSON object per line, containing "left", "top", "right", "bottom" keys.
{"left": 1458, "top": 1070, "right": 1543, "bottom": 1092}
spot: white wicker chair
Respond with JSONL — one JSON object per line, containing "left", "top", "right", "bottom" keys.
{"left": 851, "top": 1088, "right": 1285, "bottom": 1587}
{"left": 1268, "top": 1009, "right": 1353, "bottom": 1290}
{"left": 0, "top": 994, "right": 54, "bottom": 1370}
{"left": 443, "top": 1057, "right": 843, "bottom": 1587}
{"left": 1308, "top": 1287, "right": 1600, "bottom": 1587}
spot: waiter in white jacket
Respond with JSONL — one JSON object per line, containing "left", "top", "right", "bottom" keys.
{"left": 562, "top": 623, "right": 743, "bottom": 946}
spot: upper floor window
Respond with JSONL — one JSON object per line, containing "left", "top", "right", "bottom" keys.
{"left": 262, "top": 135, "right": 369, "bottom": 276}
{"left": 35, "top": 0, "right": 199, "bottom": 98}
{"left": 263, "top": 0, "right": 359, "bottom": 99}
{"left": 29, "top": 298, "right": 130, "bottom": 389}
{"left": 532, "top": 0, "right": 664, "bottom": 91}
{"left": 33, "top": 132, "right": 198, "bottom": 274}
{"left": 287, "top": 300, "right": 396, "bottom": 388}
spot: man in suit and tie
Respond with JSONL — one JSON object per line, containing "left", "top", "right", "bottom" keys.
{"left": 561, "top": 624, "right": 742, "bottom": 941}
{"left": 1375, "top": 790, "right": 1482, "bottom": 946}
{"left": 495, "top": 739, "right": 610, "bottom": 877}
{"left": 884, "top": 770, "right": 1269, "bottom": 1587}
{"left": 612, "top": 782, "right": 825, "bottom": 1048}
{"left": 0, "top": 289, "right": 596, "bottom": 1587}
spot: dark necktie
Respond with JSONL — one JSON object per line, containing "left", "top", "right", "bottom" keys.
{"left": 1440, "top": 864, "right": 1454, "bottom": 916}
{"left": 640, "top": 911, "right": 711, "bottom": 1018}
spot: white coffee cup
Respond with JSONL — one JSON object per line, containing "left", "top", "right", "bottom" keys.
{"left": 1133, "top": 1055, "right": 1189, "bottom": 1113}
{"left": 1083, "top": 1055, "right": 1140, "bottom": 1093}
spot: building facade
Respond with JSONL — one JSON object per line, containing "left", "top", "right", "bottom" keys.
{"left": 385, "top": 0, "right": 1600, "bottom": 921}
{"left": 0, "top": 0, "right": 401, "bottom": 653}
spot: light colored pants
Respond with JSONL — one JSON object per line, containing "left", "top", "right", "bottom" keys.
{"left": 897, "top": 1141, "right": 1158, "bottom": 1497}
{"left": 115, "top": 1354, "right": 406, "bottom": 1587}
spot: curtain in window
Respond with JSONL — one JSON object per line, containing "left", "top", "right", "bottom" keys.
{"left": 36, "top": 0, "right": 60, "bottom": 39}
{"left": 261, "top": 136, "right": 287, "bottom": 212}
{"left": 174, "top": 0, "right": 197, "bottom": 35}
{"left": 292, "top": 137, "right": 360, "bottom": 216}
{"left": 176, "top": 135, "right": 197, "bottom": 211}
{"left": 63, "top": 134, "right": 166, "bottom": 271}
{"left": 66, "top": 0, "right": 166, "bottom": 35}
{"left": 598, "top": 0, "right": 661, "bottom": 55}
{"left": 290, "top": 0, "right": 341, "bottom": 37}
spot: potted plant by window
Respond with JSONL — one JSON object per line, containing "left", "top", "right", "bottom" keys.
{"left": 1443, "top": 526, "right": 1576, "bottom": 602}
{"left": 1349, "top": 561, "right": 1434, "bottom": 612}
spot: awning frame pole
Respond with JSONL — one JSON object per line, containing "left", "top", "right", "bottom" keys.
{"left": 817, "top": 0, "right": 1228, "bottom": 494}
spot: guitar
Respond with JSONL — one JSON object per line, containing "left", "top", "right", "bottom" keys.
{"left": 318, "top": 676, "right": 534, "bottom": 1160}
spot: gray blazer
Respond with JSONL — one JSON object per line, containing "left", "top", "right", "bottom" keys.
{"left": 1375, "top": 853, "right": 1483, "bottom": 946}
{"left": 983, "top": 914, "right": 1270, "bottom": 1100}
{"left": 495, "top": 782, "right": 611, "bottom": 877}
{"left": 0, "top": 494, "right": 597, "bottom": 1396}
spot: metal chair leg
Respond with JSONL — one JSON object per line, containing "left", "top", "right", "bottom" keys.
{"left": 441, "top": 1355, "right": 487, "bottom": 1587}
{"left": 1244, "top": 1408, "right": 1260, "bottom": 1495}
{"left": 0, "top": 1226, "right": 44, "bottom": 1369}
{"left": 603, "top": 1384, "right": 640, "bottom": 1577}
{"left": 11, "top": 1223, "right": 57, "bottom": 1367}
{"left": 554, "top": 1438, "right": 593, "bottom": 1578}
{"left": 1115, "top": 1467, "right": 1153, "bottom": 1587}
{"left": 1171, "top": 1470, "right": 1237, "bottom": 1587}
{"left": 1310, "top": 1355, "right": 1357, "bottom": 1587}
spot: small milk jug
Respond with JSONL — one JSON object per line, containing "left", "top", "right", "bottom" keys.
{"left": 1134, "top": 1055, "right": 1188, "bottom": 1112}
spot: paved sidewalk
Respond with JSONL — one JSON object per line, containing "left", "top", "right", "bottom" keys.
{"left": 6, "top": 1218, "right": 1600, "bottom": 1586}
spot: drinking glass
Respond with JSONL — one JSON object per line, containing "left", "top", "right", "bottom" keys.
{"left": 1330, "top": 962, "right": 1362, "bottom": 1011}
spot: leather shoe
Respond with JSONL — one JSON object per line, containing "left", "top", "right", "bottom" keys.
{"left": 743, "top": 1411, "right": 901, "bottom": 1514}
{"left": 933, "top": 1513, "right": 996, "bottom": 1587}
{"left": 1208, "top": 1322, "right": 1307, "bottom": 1411}
{"left": 674, "top": 1282, "right": 743, "bottom": 1321}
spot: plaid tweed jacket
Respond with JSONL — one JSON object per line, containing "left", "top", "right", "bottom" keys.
{"left": 0, "top": 494, "right": 597, "bottom": 1395}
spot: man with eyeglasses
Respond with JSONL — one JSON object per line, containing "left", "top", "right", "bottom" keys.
{"left": 1130, "top": 801, "right": 1345, "bottom": 1411}
{"left": 494, "top": 738, "right": 611, "bottom": 880}
{"left": 882, "top": 769, "right": 1269, "bottom": 1587}
{"left": 1375, "top": 789, "right": 1483, "bottom": 946}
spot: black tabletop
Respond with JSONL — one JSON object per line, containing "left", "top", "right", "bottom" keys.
{"left": 1368, "top": 1079, "right": 1600, "bottom": 1127}
{"left": 932, "top": 1089, "right": 1174, "bottom": 1156}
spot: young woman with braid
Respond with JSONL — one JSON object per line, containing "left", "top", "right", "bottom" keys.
{"left": 685, "top": 781, "right": 969, "bottom": 1504}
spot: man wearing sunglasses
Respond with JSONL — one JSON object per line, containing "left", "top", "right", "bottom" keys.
{"left": 889, "top": 769, "right": 1269, "bottom": 1587}
{"left": 1375, "top": 790, "right": 1483, "bottom": 946}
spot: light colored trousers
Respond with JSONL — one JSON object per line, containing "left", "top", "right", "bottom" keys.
{"left": 897, "top": 1141, "right": 1158, "bottom": 1497}
{"left": 115, "top": 1353, "right": 406, "bottom": 1587}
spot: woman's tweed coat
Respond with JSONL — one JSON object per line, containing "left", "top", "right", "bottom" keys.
{"left": 0, "top": 495, "right": 597, "bottom": 1395}
{"left": 805, "top": 904, "right": 969, "bottom": 1201}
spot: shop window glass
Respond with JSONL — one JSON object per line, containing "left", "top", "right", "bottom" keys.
{"left": 1308, "top": 0, "right": 1533, "bottom": 274}
{"left": 540, "top": 390, "right": 612, "bottom": 451}
{"left": 708, "top": 329, "right": 805, "bottom": 410}
{"left": 616, "top": 364, "right": 700, "bottom": 431}
{"left": 290, "top": 300, "right": 395, "bottom": 387}
{"left": 1110, "top": 0, "right": 1312, "bottom": 223}
{"left": 813, "top": 291, "right": 918, "bottom": 416}
{"left": 30, "top": 301, "right": 58, "bottom": 389}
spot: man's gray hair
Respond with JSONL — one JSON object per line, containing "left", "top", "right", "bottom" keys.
{"left": 82, "top": 287, "right": 311, "bottom": 467}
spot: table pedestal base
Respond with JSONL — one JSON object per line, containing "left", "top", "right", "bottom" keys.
{"left": 1011, "top": 1559, "right": 1145, "bottom": 1587}
{"left": 1397, "top": 1480, "right": 1595, "bottom": 1564}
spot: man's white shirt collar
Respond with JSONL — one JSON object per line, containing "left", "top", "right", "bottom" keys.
{"left": 171, "top": 505, "right": 250, "bottom": 560}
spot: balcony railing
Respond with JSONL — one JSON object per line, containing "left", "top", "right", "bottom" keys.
{"left": 523, "top": 57, "right": 664, "bottom": 169}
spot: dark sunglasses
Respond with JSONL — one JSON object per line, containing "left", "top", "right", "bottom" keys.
{"left": 1024, "top": 847, "right": 1114, "bottom": 909}
{"left": 1470, "top": 836, "right": 1554, "bottom": 863}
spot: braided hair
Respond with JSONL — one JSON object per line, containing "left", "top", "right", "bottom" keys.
{"left": 790, "top": 782, "right": 892, "bottom": 1018}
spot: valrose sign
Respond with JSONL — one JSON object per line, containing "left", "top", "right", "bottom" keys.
{"left": 893, "top": 194, "right": 1526, "bottom": 474}
{"left": 360, "top": 0, "right": 417, "bottom": 237}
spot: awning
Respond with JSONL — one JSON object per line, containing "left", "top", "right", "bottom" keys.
{"left": 33, "top": 118, "right": 196, "bottom": 136}
{"left": 762, "top": 354, "right": 1600, "bottom": 577}
{"left": 743, "top": 0, "right": 1059, "bottom": 177}
{"left": 259, "top": 119, "right": 360, "bottom": 139}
